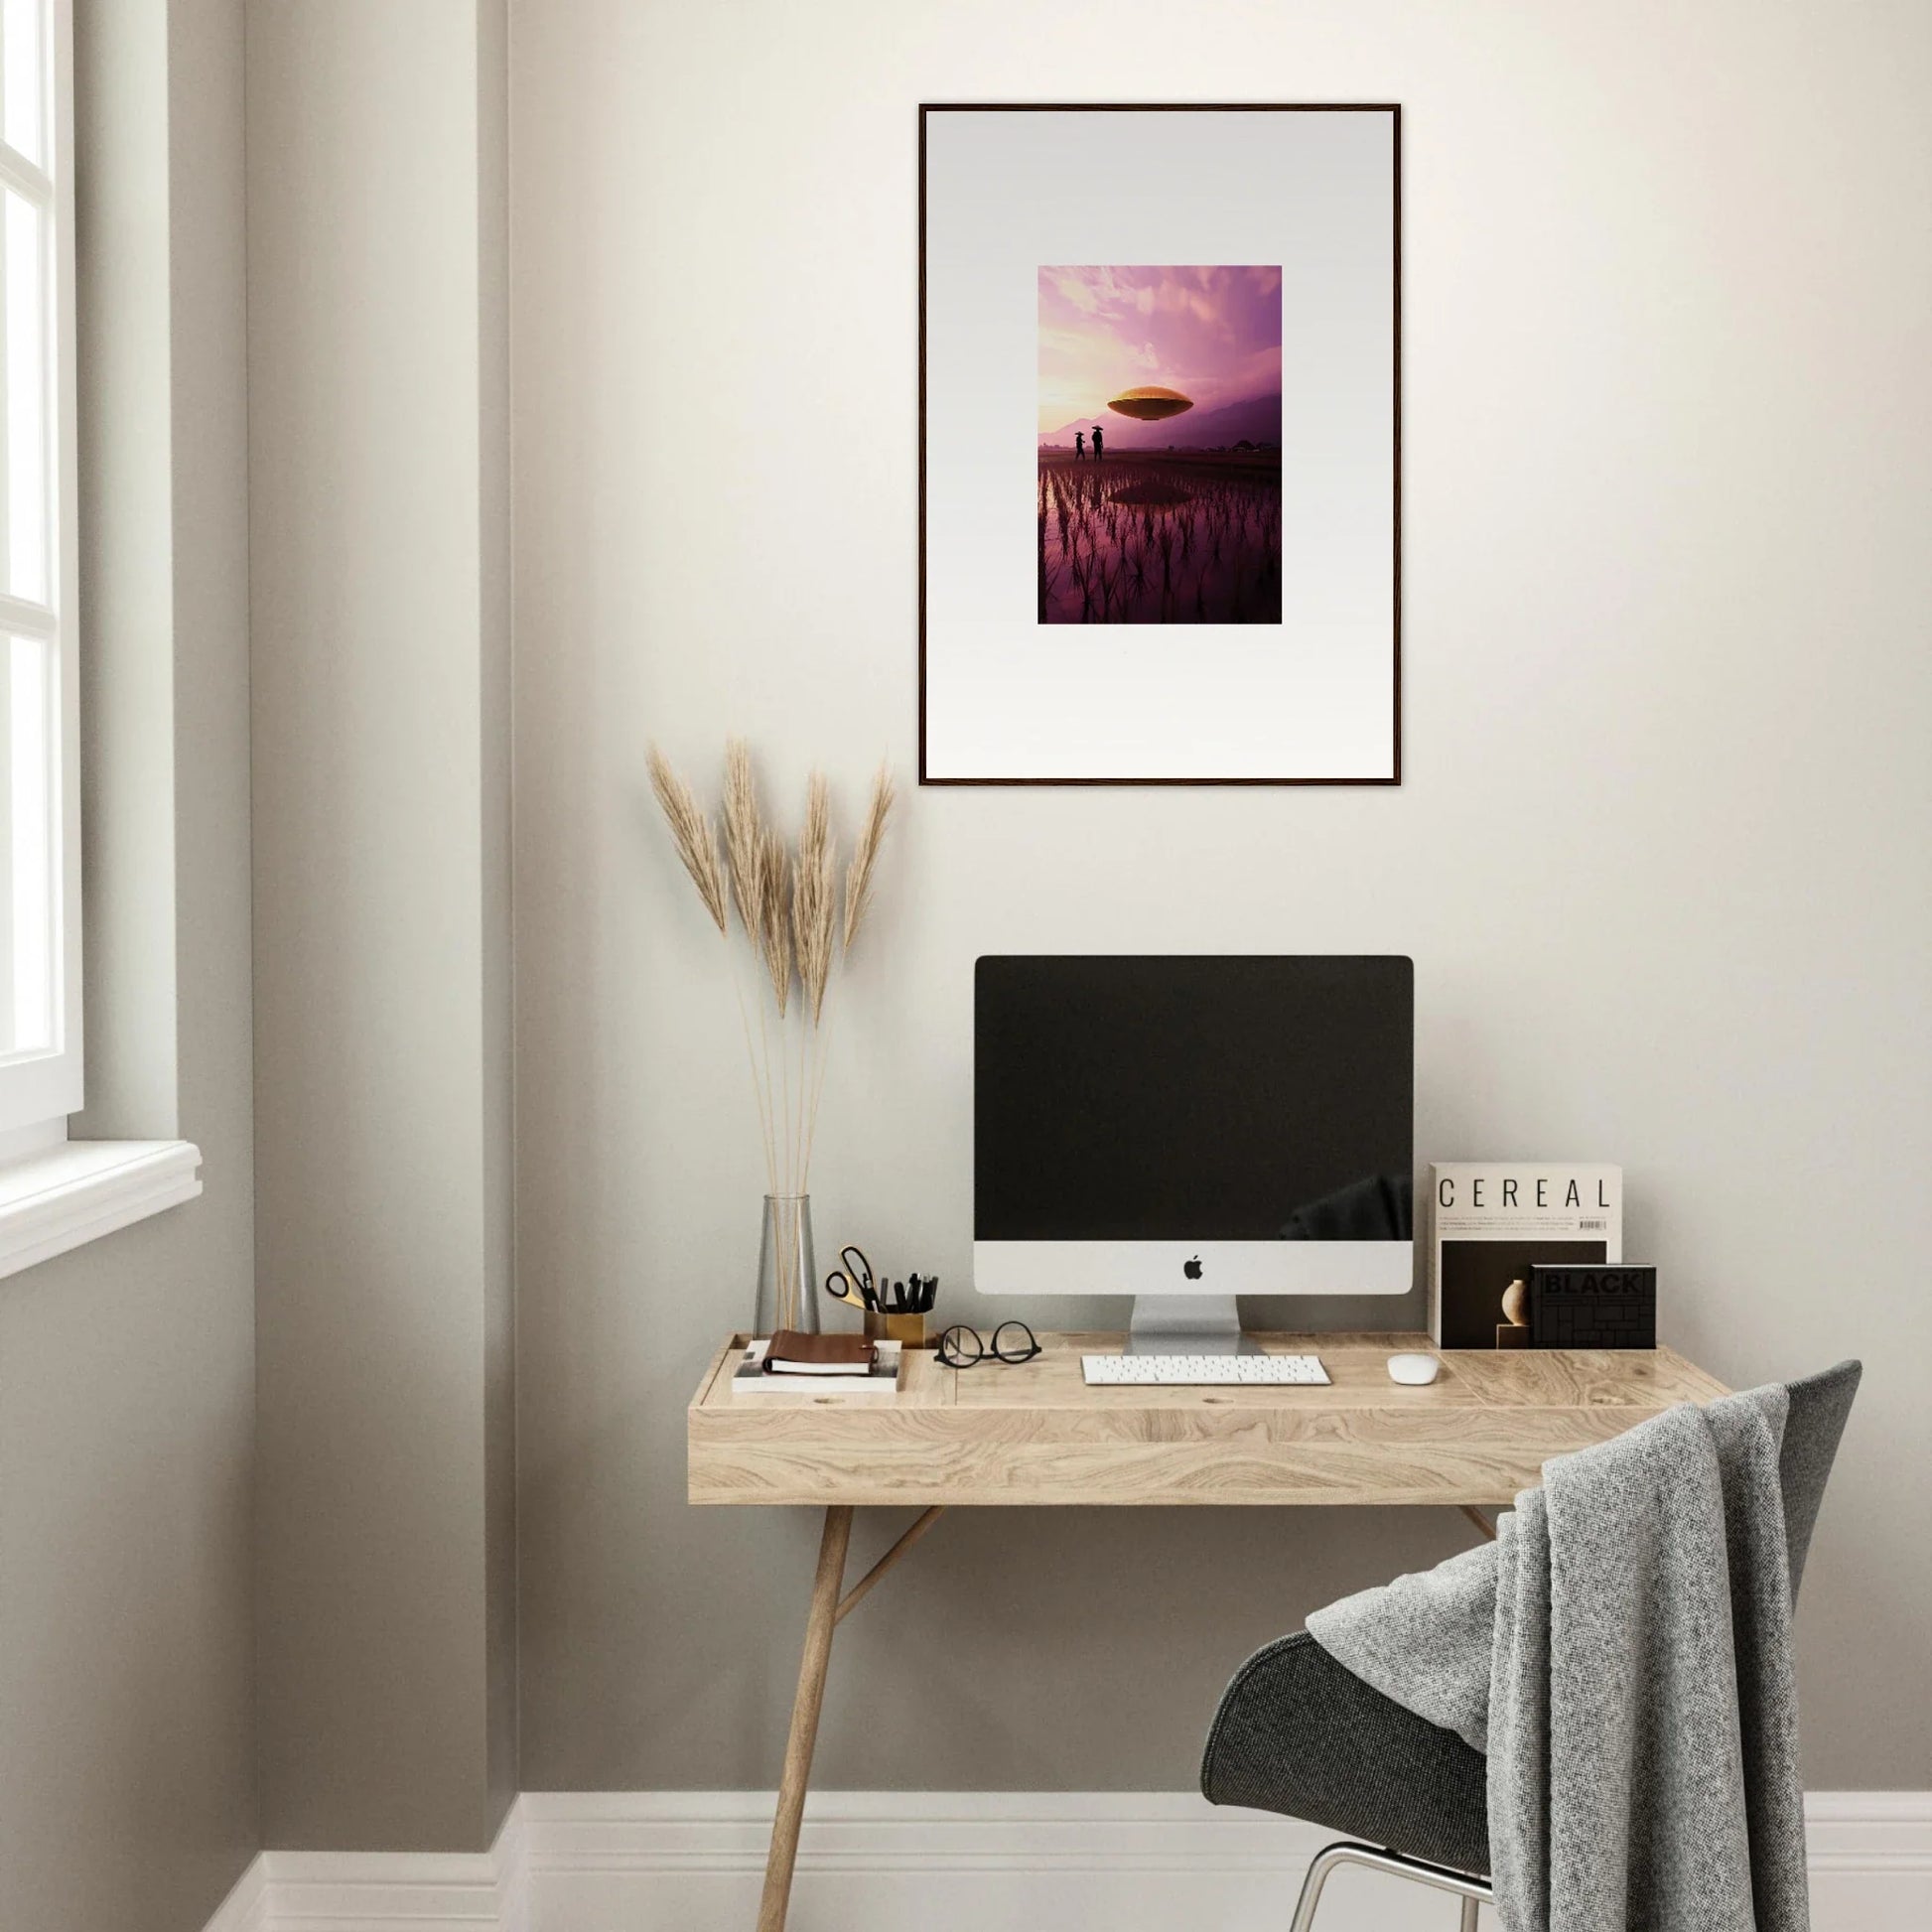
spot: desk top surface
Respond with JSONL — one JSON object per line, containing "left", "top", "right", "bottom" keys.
{"left": 688, "top": 1331, "right": 1728, "bottom": 1508}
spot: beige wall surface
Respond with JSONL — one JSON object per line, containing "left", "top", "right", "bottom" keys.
{"left": 510, "top": 0, "right": 1932, "bottom": 1795}
{"left": 0, "top": 3, "right": 259, "bottom": 1929}
{"left": 479, "top": 0, "right": 520, "bottom": 1840}
{"left": 249, "top": 0, "right": 515, "bottom": 1854}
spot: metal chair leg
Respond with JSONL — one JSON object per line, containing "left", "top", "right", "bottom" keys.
{"left": 1288, "top": 1841, "right": 1493, "bottom": 1932}
{"left": 1286, "top": 1844, "right": 1351, "bottom": 1932}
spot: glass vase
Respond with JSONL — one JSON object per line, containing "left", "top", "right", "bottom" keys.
{"left": 754, "top": 1193, "right": 818, "bottom": 1338}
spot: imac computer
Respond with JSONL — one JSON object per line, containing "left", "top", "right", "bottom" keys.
{"left": 974, "top": 955, "right": 1414, "bottom": 1353}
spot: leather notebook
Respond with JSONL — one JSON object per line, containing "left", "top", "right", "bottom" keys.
{"left": 764, "top": 1330, "right": 876, "bottom": 1375}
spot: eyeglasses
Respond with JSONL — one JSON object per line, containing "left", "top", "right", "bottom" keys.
{"left": 936, "top": 1320, "right": 1041, "bottom": 1368}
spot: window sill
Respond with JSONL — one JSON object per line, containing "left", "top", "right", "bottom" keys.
{"left": 0, "top": 1139, "right": 203, "bottom": 1282}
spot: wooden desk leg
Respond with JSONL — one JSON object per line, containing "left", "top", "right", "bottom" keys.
{"left": 758, "top": 1504, "right": 853, "bottom": 1932}
{"left": 1459, "top": 1505, "right": 1498, "bottom": 1542}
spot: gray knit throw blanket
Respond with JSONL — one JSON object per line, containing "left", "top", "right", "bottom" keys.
{"left": 1307, "top": 1387, "right": 1809, "bottom": 1932}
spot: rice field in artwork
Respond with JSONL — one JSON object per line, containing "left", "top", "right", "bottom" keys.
{"left": 1036, "top": 451, "right": 1282, "bottom": 625}
{"left": 1037, "top": 265, "right": 1284, "bottom": 626}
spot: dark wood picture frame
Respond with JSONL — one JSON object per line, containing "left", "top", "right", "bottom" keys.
{"left": 917, "top": 102, "right": 1402, "bottom": 787}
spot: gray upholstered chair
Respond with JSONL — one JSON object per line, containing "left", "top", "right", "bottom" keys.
{"left": 1200, "top": 1361, "right": 1861, "bottom": 1930}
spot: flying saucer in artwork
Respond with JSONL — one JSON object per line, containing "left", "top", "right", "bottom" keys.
{"left": 1107, "top": 386, "right": 1194, "bottom": 421}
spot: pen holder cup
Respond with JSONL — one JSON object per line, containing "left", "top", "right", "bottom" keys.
{"left": 866, "top": 1310, "right": 927, "bottom": 1348}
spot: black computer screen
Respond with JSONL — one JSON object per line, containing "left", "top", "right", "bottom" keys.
{"left": 974, "top": 956, "right": 1414, "bottom": 1241}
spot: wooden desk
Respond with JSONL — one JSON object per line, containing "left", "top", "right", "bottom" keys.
{"left": 688, "top": 1331, "right": 1727, "bottom": 1931}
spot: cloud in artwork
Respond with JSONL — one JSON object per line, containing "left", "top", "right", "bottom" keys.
{"left": 1036, "top": 264, "right": 1283, "bottom": 433}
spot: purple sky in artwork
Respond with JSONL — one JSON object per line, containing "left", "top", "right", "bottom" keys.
{"left": 1036, "top": 265, "right": 1283, "bottom": 435}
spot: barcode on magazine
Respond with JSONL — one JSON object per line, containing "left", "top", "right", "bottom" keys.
{"left": 1579, "top": 1218, "right": 1608, "bottom": 1231}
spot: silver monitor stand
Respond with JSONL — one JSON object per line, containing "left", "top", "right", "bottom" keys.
{"left": 1125, "top": 1294, "right": 1258, "bottom": 1356}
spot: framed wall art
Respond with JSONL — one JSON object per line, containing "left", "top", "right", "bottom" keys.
{"left": 918, "top": 104, "right": 1400, "bottom": 785}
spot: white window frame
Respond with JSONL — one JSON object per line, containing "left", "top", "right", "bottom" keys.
{"left": 0, "top": 0, "right": 201, "bottom": 1277}
{"left": 0, "top": 0, "right": 79, "bottom": 1143}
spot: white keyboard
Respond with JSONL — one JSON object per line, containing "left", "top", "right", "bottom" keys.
{"left": 1081, "top": 1352, "right": 1329, "bottom": 1387}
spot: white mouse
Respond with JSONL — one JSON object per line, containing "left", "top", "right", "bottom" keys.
{"left": 1387, "top": 1352, "right": 1442, "bottom": 1386}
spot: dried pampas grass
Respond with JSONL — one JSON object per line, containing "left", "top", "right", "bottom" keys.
{"left": 646, "top": 747, "right": 727, "bottom": 935}
{"left": 843, "top": 762, "right": 895, "bottom": 953}
{"left": 646, "top": 740, "right": 895, "bottom": 1198}
{"left": 792, "top": 773, "right": 836, "bottom": 1025}
{"left": 758, "top": 827, "right": 792, "bottom": 1018}
{"left": 722, "top": 738, "right": 764, "bottom": 940}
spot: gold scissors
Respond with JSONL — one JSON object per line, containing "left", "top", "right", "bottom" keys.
{"left": 823, "top": 1244, "right": 878, "bottom": 1312}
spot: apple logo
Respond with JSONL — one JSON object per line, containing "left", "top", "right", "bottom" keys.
{"left": 1183, "top": 1255, "right": 1203, "bottom": 1280}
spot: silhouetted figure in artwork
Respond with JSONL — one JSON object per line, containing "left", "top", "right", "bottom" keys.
{"left": 1091, "top": 424, "right": 1105, "bottom": 462}
{"left": 1073, "top": 431, "right": 1085, "bottom": 461}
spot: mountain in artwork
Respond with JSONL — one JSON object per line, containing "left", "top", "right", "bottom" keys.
{"left": 1038, "top": 391, "right": 1283, "bottom": 452}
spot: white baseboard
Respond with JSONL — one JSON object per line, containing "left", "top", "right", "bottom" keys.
{"left": 202, "top": 1789, "right": 1932, "bottom": 1932}
{"left": 201, "top": 1853, "right": 268, "bottom": 1932}
{"left": 201, "top": 1807, "right": 524, "bottom": 1932}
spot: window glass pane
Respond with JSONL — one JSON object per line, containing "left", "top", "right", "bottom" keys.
{"left": 1, "top": 0, "right": 44, "bottom": 169}
{"left": 3, "top": 632, "right": 53, "bottom": 1054}
{"left": 3, "top": 186, "right": 45, "bottom": 605}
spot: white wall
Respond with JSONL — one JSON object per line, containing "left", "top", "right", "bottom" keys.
{"left": 510, "top": 0, "right": 1932, "bottom": 1792}
{"left": 2, "top": 3, "right": 260, "bottom": 1928}
{"left": 249, "top": 0, "right": 515, "bottom": 1854}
